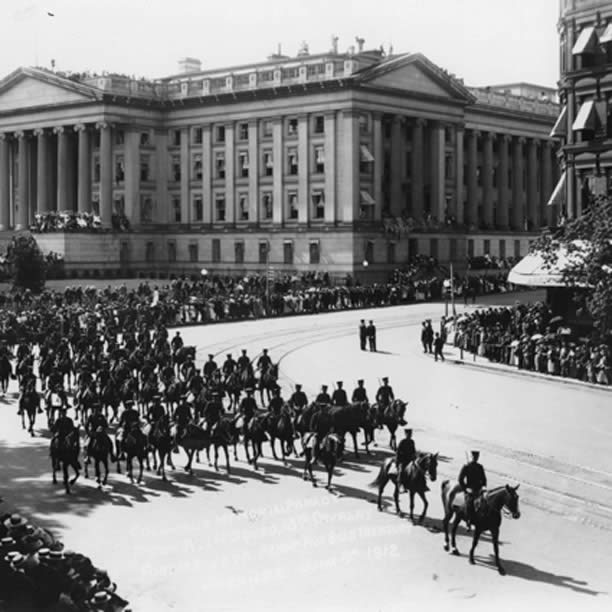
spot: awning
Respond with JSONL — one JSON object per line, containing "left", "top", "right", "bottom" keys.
{"left": 572, "top": 26, "right": 597, "bottom": 54}
{"left": 360, "top": 145, "right": 374, "bottom": 163}
{"left": 508, "top": 243, "right": 591, "bottom": 288}
{"left": 572, "top": 100, "right": 597, "bottom": 131}
{"left": 550, "top": 105, "right": 567, "bottom": 138}
{"left": 600, "top": 23, "right": 612, "bottom": 44}
{"left": 360, "top": 190, "right": 375, "bottom": 205}
{"left": 547, "top": 171, "right": 566, "bottom": 207}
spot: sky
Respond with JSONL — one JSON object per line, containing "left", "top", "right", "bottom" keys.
{"left": 0, "top": 0, "right": 560, "bottom": 87}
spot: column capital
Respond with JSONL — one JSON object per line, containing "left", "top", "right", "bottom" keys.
{"left": 498, "top": 133, "right": 512, "bottom": 143}
{"left": 14, "top": 130, "right": 27, "bottom": 140}
{"left": 73, "top": 123, "right": 88, "bottom": 133}
{"left": 483, "top": 131, "right": 496, "bottom": 141}
{"left": 392, "top": 115, "right": 406, "bottom": 125}
{"left": 341, "top": 109, "right": 359, "bottom": 119}
{"left": 469, "top": 129, "right": 481, "bottom": 138}
{"left": 52, "top": 126, "right": 65, "bottom": 135}
{"left": 95, "top": 121, "right": 112, "bottom": 130}
{"left": 0, "top": 132, "right": 10, "bottom": 142}
{"left": 33, "top": 128, "right": 46, "bottom": 137}
{"left": 543, "top": 139, "right": 555, "bottom": 149}
{"left": 528, "top": 137, "right": 540, "bottom": 148}
{"left": 515, "top": 135, "right": 527, "bottom": 145}
{"left": 414, "top": 117, "right": 427, "bottom": 128}
{"left": 454, "top": 122, "right": 466, "bottom": 133}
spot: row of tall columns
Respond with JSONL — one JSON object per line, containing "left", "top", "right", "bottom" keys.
{"left": 0, "top": 123, "right": 116, "bottom": 230}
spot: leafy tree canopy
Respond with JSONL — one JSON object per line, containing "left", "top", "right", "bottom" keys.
{"left": 10, "top": 231, "right": 46, "bottom": 293}
{"left": 532, "top": 196, "right": 612, "bottom": 337}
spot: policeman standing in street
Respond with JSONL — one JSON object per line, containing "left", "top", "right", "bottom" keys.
{"left": 366, "top": 320, "right": 377, "bottom": 352}
{"left": 359, "top": 319, "right": 367, "bottom": 351}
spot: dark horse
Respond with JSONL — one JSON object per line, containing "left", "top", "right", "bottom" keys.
{"left": 20, "top": 388, "right": 40, "bottom": 436}
{"left": 148, "top": 415, "right": 175, "bottom": 481}
{"left": 441, "top": 481, "right": 521, "bottom": 575}
{"left": 258, "top": 363, "right": 278, "bottom": 405}
{"left": 119, "top": 423, "right": 150, "bottom": 483}
{"left": 369, "top": 452, "right": 439, "bottom": 522}
{"left": 176, "top": 420, "right": 209, "bottom": 474}
{"left": 205, "top": 416, "right": 239, "bottom": 474}
{"left": 244, "top": 415, "right": 267, "bottom": 470}
{"left": 224, "top": 370, "right": 242, "bottom": 412}
{"left": 84, "top": 429, "right": 115, "bottom": 488}
{"left": 302, "top": 432, "right": 344, "bottom": 490}
{"left": 264, "top": 406, "right": 296, "bottom": 463}
{"left": 50, "top": 430, "right": 81, "bottom": 494}
{"left": 377, "top": 399, "right": 407, "bottom": 450}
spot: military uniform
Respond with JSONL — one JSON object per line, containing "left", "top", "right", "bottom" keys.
{"left": 268, "top": 393, "right": 284, "bottom": 416}
{"left": 289, "top": 387, "right": 308, "bottom": 410}
{"left": 375, "top": 381, "right": 394, "bottom": 407}
{"left": 458, "top": 454, "right": 487, "bottom": 524}
{"left": 351, "top": 382, "right": 369, "bottom": 403}
{"left": 237, "top": 353, "right": 252, "bottom": 374}
{"left": 222, "top": 355, "right": 236, "bottom": 379}
{"left": 203, "top": 356, "right": 218, "bottom": 379}
{"left": 147, "top": 400, "right": 165, "bottom": 424}
{"left": 315, "top": 388, "right": 332, "bottom": 404}
{"left": 331, "top": 384, "right": 348, "bottom": 407}
{"left": 257, "top": 352, "right": 272, "bottom": 372}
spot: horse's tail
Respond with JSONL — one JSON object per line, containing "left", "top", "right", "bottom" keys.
{"left": 441, "top": 479, "right": 450, "bottom": 513}
{"left": 368, "top": 462, "right": 387, "bottom": 489}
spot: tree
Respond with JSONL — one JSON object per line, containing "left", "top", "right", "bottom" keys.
{"left": 10, "top": 231, "right": 46, "bottom": 293}
{"left": 532, "top": 195, "right": 612, "bottom": 337}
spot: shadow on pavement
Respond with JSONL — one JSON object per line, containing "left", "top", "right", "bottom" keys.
{"left": 477, "top": 555, "right": 605, "bottom": 596}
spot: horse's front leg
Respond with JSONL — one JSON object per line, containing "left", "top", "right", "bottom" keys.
{"left": 63, "top": 462, "right": 71, "bottom": 494}
{"left": 326, "top": 462, "right": 333, "bottom": 490}
{"left": 393, "top": 480, "right": 401, "bottom": 514}
{"left": 469, "top": 527, "right": 483, "bottom": 566}
{"left": 491, "top": 527, "right": 505, "bottom": 575}
{"left": 52, "top": 458, "right": 58, "bottom": 484}
{"left": 138, "top": 457, "right": 144, "bottom": 484}
{"left": 451, "top": 515, "right": 462, "bottom": 554}
{"left": 443, "top": 511, "right": 451, "bottom": 551}
{"left": 270, "top": 437, "right": 278, "bottom": 460}
{"left": 214, "top": 446, "right": 219, "bottom": 471}
{"left": 352, "top": 431, "right": 359, "bottom": 459}
{"left": 417, "top": 491, "right": 428, "bottom": 524}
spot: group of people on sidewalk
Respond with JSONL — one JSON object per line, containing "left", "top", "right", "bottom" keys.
{"left": 451, "top": 302, "right": 611, "bottom": 385}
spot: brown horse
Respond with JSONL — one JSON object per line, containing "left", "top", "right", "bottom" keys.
{"left": 441, "top": 481, "right": 521, "bottom": 575}
{"left": 369, "top": 452, "right": 439, "bottom": 522}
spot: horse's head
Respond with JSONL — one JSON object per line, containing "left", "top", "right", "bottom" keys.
{"left": 426, "top": 452, "right": 439, "bottom": 482}
{"left": 504, "top": 484, "right": 521, "bottom": 519}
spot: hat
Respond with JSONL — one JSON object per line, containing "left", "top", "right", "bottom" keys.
{"left": 5, "top": 551, "right": 21, "bottom": 564}
{"left": 124, "top": 400, "right": 135, "bottom": 407}
{"left": 245, "top": 387, "right": 254, "bottom": 393}
{"left": 48, "top": 550, "right": 65, "bottom": 561}
{"left": 357, "top": 379, "right": 364, "bottom": 384}
{"left": 263, "top": 348, "right": 268, "bottom": 353}
{"left": 471, "top": 450, "right": 480, "bottom": 458}
{"left": 153, "top": 394, "right": 162, "bottom": 401}
{"left": 208, "top": 354, "right": 214, "bottom": 359}
{"left": 404, "top": 428, "right": 412, "bottom": 434}
{"left": 91, "top": 591, "right": 112, "bottom": 605}
{"left": 4, "top": 514, "right": 28, "bottom": 531}
{"left": 241, "top": 349, "right": 247, "bottom": 354}
{"left": 212, "top": 391, "right": 221, "bottom": 397}
{"left": 37, "top": 547, "right": 50, "bottom": 559}
{"left": 321, "top": 385, "right": 328, "bottom": 391}
{"left": 180, "top": 394, "right": 189, "bottom": 400}
{"left": 336, "top": 381, "right": 343, "bottom": 386}
{"left": 382, "top": 377, "right": 389, "bottom": 383}
{"left": 227, "top": 353, "right": 232, "bottom": 357}
{"left": 295, "top": 384, "right": 302, "bottom": 389}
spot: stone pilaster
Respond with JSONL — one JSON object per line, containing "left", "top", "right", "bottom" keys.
{"left": 411, "top": 118, "right": 425, "bottom": 221}
{"left": 0, "top": 134, "right": 10, "bottom": 230}
{"left": 54, "top": 126, "right": 68, "bottom": 212}
{"left": 527, "top": 138, "right": 539, "bottom": 229}
{"left": 512, "top": 136, "right": 525, "bottom": 230}
{"left": 298, "top": 114, "right": 309, "bottom": 224}
{"left": 15, "top": 131, "right": 29, "bottom": 230}
{"left": 497, "top": 134, "right": 510, "bottom": 230}
{"left": 272, "top": 118, "right": 283, "bottom": 225}
{"left": 466, "top": 129, "right": 479, "bottom": 227}
{"left": 247, "top": 120, "right": 259, "bottom": 224}
{"left": 542, "top": 141, "right": 554, "bottom": 226}
{"left": 431, "top": 121, "right": 446, "bottom": 221}
{"left": 74, "top": 124, "right": 91, "bottom": 213}
{"left": 372, "top": 112, "right": 383, "bottom": 221}
{"left": 124, "top": 128, "right": 140, "bottom": 225}
{"left": 390, "top": 115, "right": 403, "bottom": 217}
{"left": 181, "top": 126, "right": 190, "bottom": 224}
{"left": 482, "top": 131, "right": 494, "bottom": 228}
{"left": 454, "top": 124, "right": 464, "bottom": 223}
{"left": 34, "top": 128, "right": 49, "bottom": 214}
{"left": 97, "top": 122, "right": 113, "bottom": 227}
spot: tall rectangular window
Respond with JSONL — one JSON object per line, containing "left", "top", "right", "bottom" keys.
{"left": 387, "top": 241, "right": 396, "bottom": 264}
{"left": 359, "top": 113, "right": 369, "bottom": 134}
{"left": 215, "top": 125, "right": 225, "bottom": 143}
{"left": 283, "top": 240, "right": 294, "bottom": 264}
{"left": 430, "top": 238, "right": 438, "bottom": 259}
{"left": 238, "top": 123, "right": 249, "bottom": 141}
{"left": 499, "top": 239, "right": 506, "bottom": 259}
{"left": 287, "top": 118, "right": 298, "bottom": 136}
{"left": 314, "top": 146, "right": 325, "bottom": 173}
{"left": 212, "top": 238, "right": 221, "bottom": 263}
{"left": 172, "top": 196, "right": 181, "bottom": 223}
{"left": 215, "top": 152, "right": 226, "bottom": 179}
{"left": 140, "top": 196, "right": 153, "bottom": 223}
{"left": 263, "top": 151, "right": 273, "bottom": 176}
{"left": 259, "top": 241, "right": 269, "bottom": 264}
{"left": 468, "top": 239, "right": 475, "bottom": 258}
{"left": 215, "top": 194, "right": 226, "bottom": 222}
{"left": 483, "top": 239, "right": 491, "bottom": 255}
{"left": 238, "top": 194, "right": 249, "bottom": 221}
{"left": 287, "top": 148, "right": 298, "bottom": 175}
{"left": 235, "top": 241, "right": 245, "bottom": 264}
{"left": 145, "top": 241, "right": 155, "bottom": 262}
{"left": 189, "top": 242, "right": 198, "bottom": 262}
{"left": 172, "top": 130, "right": 181, "bottom": 146}
{"left": 115, "top": 155, "right": 125, "bottom": 184}
{"left": 238, "top": 151, "right": 249, "bottom": 178}
{"left": 192, "top": 153, "right": 203, "bottom": 180}
{"left": 140, "top": 131, "right": 151, "bottom": 147}
{"left": 140, "top": 155, "right": 150, "bottom": 182}
{"left": 93, "top": 156, "right": 100, "bottom": 182}
{"left": 312, "top": 190, "right": 325, "bottom": 219}
{"left": 167, "top": 241, "right": 176, "bottom": 262}
{"left": 193, "top": 195, "right": 203, "bottom": 222}
{"left": 288, "top": 192, "right": 298, "bottom": 220}
{"left": 192, "top": 127, "right": 203, "bottom": 145}
{"left": 115, "top": 129, "right": 125, "bottom": 146}
{"left": 365, "top": 240, "right": 374, "bottom": 264}
{"left": 514, "top": 240, "right": 521, "bottom": 258}
{"left": 309, "top": 240, "right": 320, "bottom": 264}
{"left": 313, "top": 115, "right": 325, "bottom": 134}
{"left": 171, "top": 154, "right": 181, "bottom": 182}
{"left": 262, "top": 120, "right": 273, "bottom": 138}
{"left": 262, "top": 192, "right": 273, "bottom": 220}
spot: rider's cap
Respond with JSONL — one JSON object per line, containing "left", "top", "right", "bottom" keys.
{"left": 404, "top": 428, "right": 412, "bottom": 434}
{"left": 91, "top": 591, "right": 111, "bottom": 604}
{"left": 336, "top": 381, "right": 343, "bottom": 386}
{"left": 321, "top": 385, "right": 328, "bottom": 391}
{"left": 357, "top": 379, "right": 364, "bottom": 384}
{"left": 382, "top": 377, "right": 389, "bottom": 383}
{"left": 263, "top": 348, "right": 268, "bottom": 353}
{"left": 180, "top": 394, "right": 189, "bottom": 400}
{"left": 241, "top": 349, "right": 247, "bottom": 354}
{"left": 471, "top": 450, "right": 480, "bottom": 457}
{"left": 208, "top": 354, "right": 214, "bottom": 359}
{"left": 153, "top": 394, "right": 162, "bottom": 400}
{"left": 295, "top": 384, "right": 302, "bottom": 389}
{"left": 227, "top": 354, "right": 232, "bottom": 358}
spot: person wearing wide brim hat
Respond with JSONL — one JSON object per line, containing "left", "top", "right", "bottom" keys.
{"left": 4, "top": 514, "right": 28, "bottom": 535}
{"left": 89, "top": 590, "right": 112, "bottom": 610}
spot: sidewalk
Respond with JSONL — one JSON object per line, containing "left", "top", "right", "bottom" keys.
{"left": 441, "top": 341, "right": 612, "bottom": 392}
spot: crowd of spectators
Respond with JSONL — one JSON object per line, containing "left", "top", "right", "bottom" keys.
{"left": 466, "top": 255, "right": 520, "bottom": 270}
{"left": 30, "top": 212, "right": 131, "bottom": 233}
{"left": 0, "top": 511, "right": 128, "bottom": 610}
{"left": 451, "top": 302, "right": 611, "bottom": 385}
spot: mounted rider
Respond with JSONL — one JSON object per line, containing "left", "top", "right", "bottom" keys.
{"left": 267, "top": 386, "right": 284, "bottom": 417}
{"left": 238, "top": 387, "right": 258, "bottom": 433}
{"left": 204, "top": 391, "right": 224, "bottom": 436}
{"left": 222, "top": 353, "right": 236, "bottom": 381}
{"left": 171, "top": 331, "right": 184, "bottom": 354}
{"left": 188, "top": 368, "right": 205, "bottom": 396}
{"left": 375, "top": 377, "right": 395, "bottom": 408}
{"left": 331, "top": 381, "right": 348, "bottom": 407}
{"left": 201, "top": 355, "right": 216, "bottom": 380}
{"left": 180, "top": 354, "right": 196, "bottom": 382}
{"left": 172, "top": 395, "right": 193, "bottom": 451}
{"left": 458, "top": 450, "right": 488, "bottom": 525}
{"left": 351, "top": 379, "right": 369, "bottom": 403}
{"left": 315, "top": 385, "right": 332, "bottom": 405}
{"left": 396, "top": 427, "right": 417, "bottom": 490}
{"left": 147, "top": 395, "right": 166, "bottom": 424}
{"left": 256, "top": 349, "right": 272, "bottom": 374}
{"left": 116, "top": 400, "right": 140, "bottom": 458}
{"left": 85, "top": 403, "right": 115, "bottom": 460}
{"left": 289, "top": 384, "right": 308, "bottom": 411}
{"left": 237, "top": 349, "right": 253, "bottom": 376}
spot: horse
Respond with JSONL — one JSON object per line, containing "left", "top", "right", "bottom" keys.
{"left": 264, "top": 406, "right": 297, "bottom": 463}
{"left": 119, "top": 376, "right": 139, "bottom": 409}
{"left": 244, "top": 415, "right": 268, "bottom": 470}
{"left": 148, "top": 415, "right": 175, "bottom": 481}
{"left": 44, "top": 390, "right": 65, "bottom": 429}
{"left": 224, "top": 370, "right": 242, "bottom": 412}
{"left": 164, "top": 380, "right": 185, "bottom": 412}
{"left": 302, "top": 432, "right": 344, "bottom": 490}
{"left": 258, "top": 363, "right": 279, "bottom": 405}
{"left": 56, "top": 353, "right": 74, "bottom": 391}
{"left": 0, "top": 353, "right": 12, "bottom": 394}
{"left": 139, "top": 377, "right": 158, "bottom": 414}
{"left": 205, "top": 416, "right": 239, "bottom": 473}
{"left": 20, "top": 388, "right": 40, "bottom": 436}
{"left": 441, "top": 481, "right": 521, "bottom": 575}
{"left": 99, "top": 381, "right": 121, "bottom": 423}
{"left": 173, "top": 346, "right": 196, "bottom": 378}
{"left": 50, "top": 430, "right": 81, "bottom": 494}
{"left": 369, "top": 452, "right": 439, "bottom": 522}
{"left": 119, "top": 423, "right": 150, "bottom": 484}
{"left": 84, "top": 429, "right": 115, "bottom": 488}
{"left": 329, "top": 402, "right": 374, "bottom": 459}
{"left": 377, "top": 399, "right": 407, "bottom": 450}
{"left": 176, "top": 420, "right": 210, "bottom": 474}
{"left": 74, "top": 383, "right": 97, "bottom": 424}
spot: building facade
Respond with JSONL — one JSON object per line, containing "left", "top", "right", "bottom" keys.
{"left": 552, "top": 0, "right": 612, "bottom": 218}
{"left": 0, "top": 46, "right": 559, "bottom": 279}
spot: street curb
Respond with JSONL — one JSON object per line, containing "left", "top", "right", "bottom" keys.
{"left": 449, "top": 357, "right": 612, "bottom": 392}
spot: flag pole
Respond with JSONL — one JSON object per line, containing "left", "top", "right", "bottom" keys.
{"left": 450, "top": 263, "right": 456, "bottom": 329}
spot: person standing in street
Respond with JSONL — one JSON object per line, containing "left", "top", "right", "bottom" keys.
{"left": 434, "top": 332, "right": 445, "bottom": 362}
{"left": 359, "top": 319, "right": 367, "bottom": 351}
{"left": 367, "top": 320, "right": 377, "bottom": 352}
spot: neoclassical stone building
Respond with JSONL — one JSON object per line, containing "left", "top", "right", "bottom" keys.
{"left": 0, "top": 45, "right": 559, "bottom": 278}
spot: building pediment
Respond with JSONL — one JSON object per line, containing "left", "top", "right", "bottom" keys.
{"left": 355, "top": 53, "right": 475, "bottom": 103}
{"left": 0, "top": 68, "right": 100, "bottom": 114}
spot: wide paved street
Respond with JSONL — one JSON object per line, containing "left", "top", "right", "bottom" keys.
{"left": 1, "top": 296, "right": 611, "bottom": 611}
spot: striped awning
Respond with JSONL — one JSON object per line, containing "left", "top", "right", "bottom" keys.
{"left": 600, "top": 23, "right": 612, "bottom": 44}
{"left": 547, "top": 171, "right": 566, "bottom": 207}
{"left": 572, "top": 100, "right": 597, "bottom": 131}
{"left": 550, "top": 105, "right": 567, "bottom": 138}
{"left": 572, "top": 26, "right": 597, "bottom": 54}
